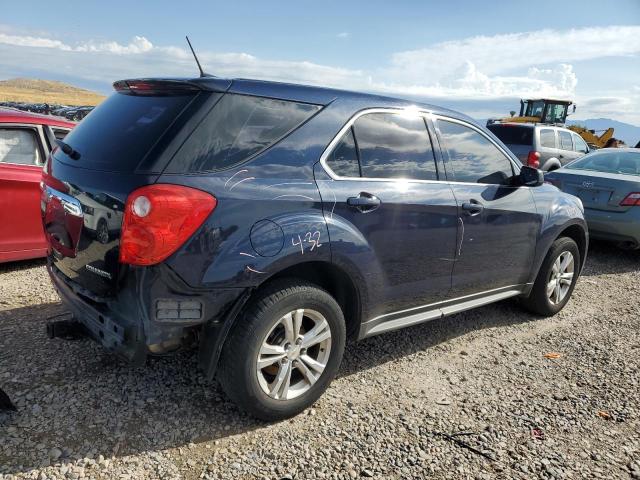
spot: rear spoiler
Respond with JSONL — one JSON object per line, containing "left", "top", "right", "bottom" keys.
{"left": 113, "top": 78, "right": 232, "bottom": 95}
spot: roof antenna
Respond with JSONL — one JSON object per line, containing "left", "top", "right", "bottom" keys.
{"left": 185, "top": 36, "right": 206, "bottom": 77}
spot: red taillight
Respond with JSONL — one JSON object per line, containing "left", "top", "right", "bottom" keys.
{"left": 527, "top": 151, "right": 541, "bottom": 168}
{"left": 620, "top": 192, "right": 640, "bottom": 207}
{"left": 119, "top": 184, "right": 217, "bottom": 266}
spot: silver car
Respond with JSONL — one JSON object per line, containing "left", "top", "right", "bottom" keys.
{"left": 488, "top": 123, "right": 590, "bottom": 171}
{"left": 545, "top": 148, "right": 640, "bottom": 249}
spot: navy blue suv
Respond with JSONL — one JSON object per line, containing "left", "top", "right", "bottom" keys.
{"left": 41, "top": 77, "right": 587, "bottom": 420}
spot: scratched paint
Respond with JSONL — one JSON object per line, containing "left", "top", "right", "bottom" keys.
{"left": 224, "top": 169, "right": 249, "bottom": 189}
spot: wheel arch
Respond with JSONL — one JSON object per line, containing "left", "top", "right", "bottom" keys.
{"left": 199, "top": 260, "right": 361, "bottom": 380}
{"left": 542, "top": 157, "right": 562, "bottom": 171}
{"left": 556, "top": 223, "right": 588, "bottom": 272}
{"left": 260, "top": 260, "right": 361, "bottom": 340}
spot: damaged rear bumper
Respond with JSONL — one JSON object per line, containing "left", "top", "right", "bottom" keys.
{"left": 47, "top": 262, "right": 146, "bottom": 363}
{"left": 46, "top": 260, "right": 248, "bottom": 374}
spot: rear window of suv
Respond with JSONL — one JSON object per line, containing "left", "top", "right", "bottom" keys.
{"left": 487, "top": 125, "right": 533, "bottom": 146}
{"left": 56, "top": 92, "right": 196, "bottom": 172}
{"left": 167, "top": 94, "right": 320, "bottom": 173}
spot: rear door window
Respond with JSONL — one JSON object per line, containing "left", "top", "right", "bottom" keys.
{"left": 326, "top": 128, "right": 360, "bottom": 177}
{"left": 352, "top": 112, "right": 437, "bottom": 180}
{"left": 0, "top": 128, "right": 42, "bottom": 165}
{"left": 437, "top": 119, "right": 514, "bottom": 184}
{"left": 168, "top": 94, "right": 320, "bottom": 173}
{"left": 558, "top": 130, "right": 573, "bottom": 151}
{"left": 539, "top": 129, "right": 556, "bottom": 148}
{"left": 56, "top": 92, "right": 196, "bottom": 172}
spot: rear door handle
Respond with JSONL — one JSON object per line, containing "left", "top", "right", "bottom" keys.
{"left": 347, "top": 192, "right": 381, "bottom": 213}
{"left": 461, "top": 201, "right": 484, "bottom": 216}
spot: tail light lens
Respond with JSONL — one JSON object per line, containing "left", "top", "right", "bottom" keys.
{"left": 620, "top": 192, "right": 640, "bottom": 207}
{"left": 527, "top": 151, "right": 541, "bottom": 168}
{"left": 119, "top": 184, "right": 217, "bottom": 266}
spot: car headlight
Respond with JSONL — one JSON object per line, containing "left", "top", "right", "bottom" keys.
{"left": 82, "top": 205, "right": 94, "bottom": 215}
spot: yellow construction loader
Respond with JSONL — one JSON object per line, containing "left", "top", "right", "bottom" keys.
{"left": 489, "top": 98, "right": 614, "bottom": 148}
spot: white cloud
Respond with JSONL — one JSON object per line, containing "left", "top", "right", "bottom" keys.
{"left": 75, "top": 35, "right": 153, "bottom": 54}
{"left": 388, "top": 25, "right": 640, "bottom": 82}
{"left": 0, "top": 25, "right": 638, "bottom": 123}
{"left": 0, "top": 32, "right": 71, "bottom": 50}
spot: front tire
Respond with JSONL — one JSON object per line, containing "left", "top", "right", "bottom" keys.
{"left": 521, "top": 237, "right": 580, "bottom": 316}
{"left": 217, "top": 280, "right": 346, "bottom": 421}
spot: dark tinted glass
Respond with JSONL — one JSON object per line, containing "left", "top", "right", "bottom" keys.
{"left": 353, "top": 113, "right": 437, "bottom": 180}
{"left": 438, "top": 120, "right": 514, "bottom": 184}
{"left": 558, "top": 130, "right": 573, "bottom": 150}
{"left": 566, "top": 151, "right": 640, "bottom": 175}
{"left": 540, "top": 129, "right": 556, "bottom": 148}
{"left": 52, "top": 129, "right": 69, "bottom": 140}
{"left": 58, "top": 92, "right": 195, "bottom": 172}
{"left": 326, "top": 128, "right": 360, "bottom": 177}
{"left": 169, "top": 94, "right": 320, "bottom": 173}
{"left": 487, "top": 125, "right": 533, "bottom": 146}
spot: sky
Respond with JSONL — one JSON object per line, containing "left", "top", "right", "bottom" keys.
{"left": 1, "top": 0, "right": 639, "bottom": 124}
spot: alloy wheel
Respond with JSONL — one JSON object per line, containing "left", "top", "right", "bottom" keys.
{"left": 547, "top": 251, "right": 574, "bottom": 304}
{"left": 256, "top": 308, "right": 332, "bottom": 400}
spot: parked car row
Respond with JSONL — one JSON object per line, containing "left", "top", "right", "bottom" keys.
{"left": 0, "top": 101, "right": 94, "bottom": 121}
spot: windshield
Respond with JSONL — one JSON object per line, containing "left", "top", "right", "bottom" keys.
{"left": 565, "top": 151, "right": 640, "bottom": 175}
{"left": 525, "top": 101, "right": 545, "bottom": 117}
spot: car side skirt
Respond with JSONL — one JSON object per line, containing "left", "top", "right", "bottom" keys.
{"left": 358, "top": 284, "right": 530, "bottom": 339}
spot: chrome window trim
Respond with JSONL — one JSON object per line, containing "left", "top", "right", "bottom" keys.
{"left": 319, "top": 108, "right": 526, "bottom": 188}
{"left": 431, "top": 114, "right": 522, "bottom": 184}
{"left": 318, "top": 107, "right": 443, "bottom": 184}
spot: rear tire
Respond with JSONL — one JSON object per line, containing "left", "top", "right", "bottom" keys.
{"left": 217, "top": 280, "right": 346, "bottom": 421}
{"left": 521, "top": 237, "right": 580, "bottom": 316}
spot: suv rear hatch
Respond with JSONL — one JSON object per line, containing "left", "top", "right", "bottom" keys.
{"left": 41, "top": 79, "right": 224, "bottom": 296}
{"left": 487, "top": 124, "right": 533, "bottom": 163}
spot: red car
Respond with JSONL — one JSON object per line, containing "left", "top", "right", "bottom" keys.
{"left": 0, "top": 108, "right": 75, "bottom": 262}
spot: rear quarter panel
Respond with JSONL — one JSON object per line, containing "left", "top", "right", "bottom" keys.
{"left": 156, "top": 102, "right": 349, "bottom": 289}
{"left": 529, "top": 184, "right": 588, "bottom": 279}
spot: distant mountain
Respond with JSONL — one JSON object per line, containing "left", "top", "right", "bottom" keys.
{"left": 0, "top": 78, "right": 104, "bottom": 106}
{"left": 567, "top": 118, "right": 640, "bottom": 147}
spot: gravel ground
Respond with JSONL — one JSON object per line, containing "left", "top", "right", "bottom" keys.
{"left": 0, "top": 241, "right": 639, "bottom": 480}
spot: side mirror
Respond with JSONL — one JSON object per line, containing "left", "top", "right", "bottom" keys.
{"left": 519, "top": 165, "right": 544, "bottom": 187}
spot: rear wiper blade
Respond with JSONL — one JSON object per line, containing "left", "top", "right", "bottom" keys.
{"left": 56, "top": 140, "right": 81, "bottom": 160}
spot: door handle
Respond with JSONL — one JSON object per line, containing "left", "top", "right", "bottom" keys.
{"left": 347, "top": 192, "right": 381, "bottom": 213}
{"left": 461, "top": 201, "right": 484, "bottom": 216}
